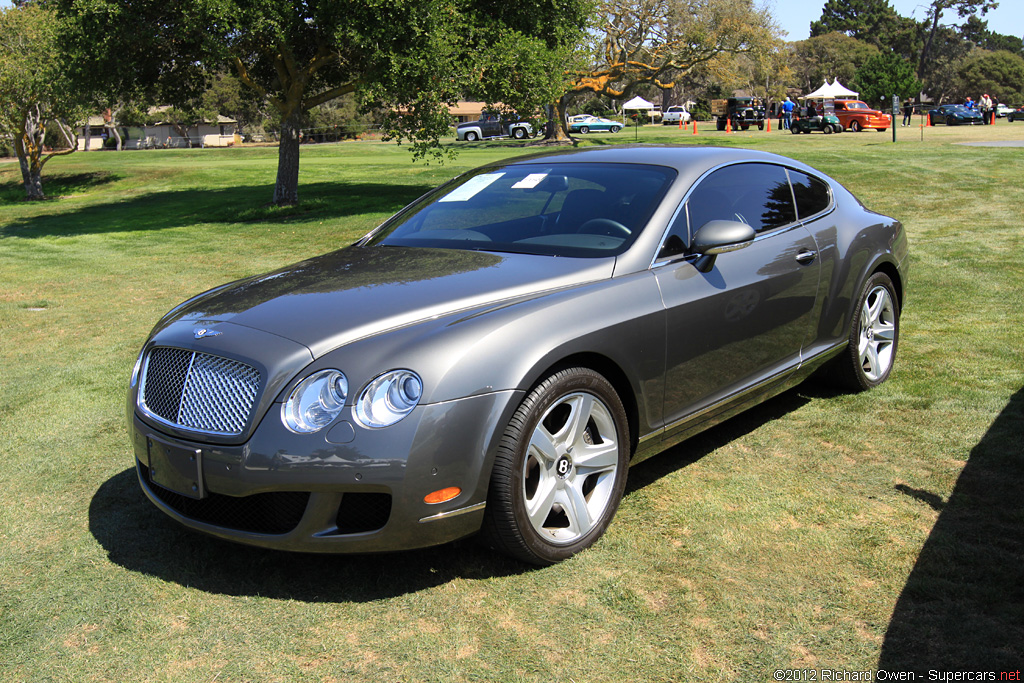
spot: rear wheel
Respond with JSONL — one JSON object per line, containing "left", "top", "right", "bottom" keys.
{"left": 831, "top": 272, "right": 900, "bottom": 392}
{"left": 512, "top": 127, "right": 527, "bottom": 140}
{"left": 481, "top": 367, "right": 630, "bottom": 565}
{"left": 579, "top": 126, "right": 590, "bottom": 134}
{"left": 850, "top": 120, "right": 862, "bottom": 132}
{"left": 610, "top": 125, "right": 621, "bottom": 133}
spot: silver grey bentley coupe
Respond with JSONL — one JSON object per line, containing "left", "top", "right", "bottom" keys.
{"left": 128, "top": 146, "right": 908, "bottom": 565}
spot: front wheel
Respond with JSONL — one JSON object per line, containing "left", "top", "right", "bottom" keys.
{"left": 464, "top": 131, "right": 479, "bottom": 142}
{"left": 481, "top": 367, "right": 630, "bottom": 565}
{"left": 823, "top": 124, "right": 833, "bottom": 134}
{"left": 831, "top": 272, "right": 900, "bottom": 392}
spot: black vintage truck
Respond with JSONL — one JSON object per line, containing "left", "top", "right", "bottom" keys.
{"left": 456, "top": 113, "right": 534, "bottom": 141}
{"left": 711, "top": 97, "right": 766, "bottom": 131}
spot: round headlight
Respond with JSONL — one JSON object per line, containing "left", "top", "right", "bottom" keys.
{"left": 282, "top": 369, "right": 349, "bottom": 433}
{"left": 354, "top": 370, "right": 423, "bottom": 429}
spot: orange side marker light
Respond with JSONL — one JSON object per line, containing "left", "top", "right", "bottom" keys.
{"left": 425, "top": 487, "right": 462, "bottom": 504}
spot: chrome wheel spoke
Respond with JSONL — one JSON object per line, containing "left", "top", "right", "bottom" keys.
{"left": 526, "top": 474, "right": 558, "bottom": 529}
{"left": 528, "top": 425, "right": 559, "bottom": 464}
{"left": 574, "top": 440, "right": 618, "bottom": 474}
{"left": 556, "top": 485, "right": 594, "bottom": 537}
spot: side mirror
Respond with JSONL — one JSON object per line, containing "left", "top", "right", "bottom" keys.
{"left": 691, "top": 220, "right": 756, "bottom": 273}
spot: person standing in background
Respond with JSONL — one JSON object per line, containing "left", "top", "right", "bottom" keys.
{"left": 782, "top": 96, "right": 794, "bottom": 130}
{"left": 903, "top": 100, "right": 913, "bottom": 126}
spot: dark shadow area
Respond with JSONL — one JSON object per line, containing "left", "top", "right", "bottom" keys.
{"left": 879, "top": 387, "right": 1024, "bottom": 670}
{"left": 0, "top": 170, "right": 122, "bottom": 203}
{"left": 626, "top": 385, "right": 813, "bottom": 495}
{"left": 89, "top": 468, "right": 529, "bottom": 602}
{"left": 0, "top": 181, "right": 433, "bottom": 240}
{"left": 91, "top": 385, "right": 816, "bottom": 601}
{"left": 894, "top": 484, "right": 945, "bottom": 513}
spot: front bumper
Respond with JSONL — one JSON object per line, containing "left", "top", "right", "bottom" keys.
{"left": 130, "top": 389, "right": 522, "bottom": 553}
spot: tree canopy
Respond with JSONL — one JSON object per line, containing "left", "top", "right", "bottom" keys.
{"left": 55, "top": 0, "right": 587, "bottom": 205}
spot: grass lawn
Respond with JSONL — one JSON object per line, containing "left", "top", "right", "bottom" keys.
{"left": 1, "top": 120, "right": 1022, "bottom": 682}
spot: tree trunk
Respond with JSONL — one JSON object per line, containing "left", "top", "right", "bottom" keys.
{"left": 543, "top": 97, "right": 574, "bottom": 142}
{"left": 274, "top": 109, "right": 303, "bottom": 205}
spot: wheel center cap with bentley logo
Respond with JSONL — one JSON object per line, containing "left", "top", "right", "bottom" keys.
{"left": 555, "top": 451, "right": 574, "bottom": 479}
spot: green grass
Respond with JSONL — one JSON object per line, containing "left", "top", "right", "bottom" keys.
{"left": 2, "top": 122, "right": 1022, "bottom": 681}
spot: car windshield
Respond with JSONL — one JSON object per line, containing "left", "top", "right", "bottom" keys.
{"left": 845, "top": 101, "right": 869, "bottom": 109}
{"left": 948, "top": 105, "right": 970, "bottom": 112}
{"left": 365, "top": 162, "right": 677, "bottom": 258}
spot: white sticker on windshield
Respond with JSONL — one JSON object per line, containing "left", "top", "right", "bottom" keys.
{"left": 439, "top": 173, "right": 505, "bottom": 202}
{"left": 511, "top": 173, "right": 548, "bottom": 189}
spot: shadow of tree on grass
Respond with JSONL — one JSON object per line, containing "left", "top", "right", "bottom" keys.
{"left": 0, "top": 181, "right": 433, "bottom": 240}
{"left": 879, "top": 387, "right": 1024, "bottom": 670}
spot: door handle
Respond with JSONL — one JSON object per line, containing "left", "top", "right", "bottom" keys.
{"left": 796, "top": 249, "right": 817, "bottom": 265}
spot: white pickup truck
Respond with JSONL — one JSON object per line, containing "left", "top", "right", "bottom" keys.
{"left": 661, "top": 106, "right": 691, "bottom": 125}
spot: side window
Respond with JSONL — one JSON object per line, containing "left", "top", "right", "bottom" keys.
{"left": 687, "top": 163, "right": 796, "bottom": 235}
{"left": 788, "top": 170, "right": 832, "bottom": 219}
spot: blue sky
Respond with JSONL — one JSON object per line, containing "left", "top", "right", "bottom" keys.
{"left": 771, "top": 0, "right": 1023, "bottom": 42}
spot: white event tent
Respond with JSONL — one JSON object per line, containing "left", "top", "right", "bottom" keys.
{"left": 803, "top": 79, "right": 859, "bottom": 99}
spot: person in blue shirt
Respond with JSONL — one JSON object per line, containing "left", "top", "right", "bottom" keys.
{"left": 782, "top": 97, "right": 795, "bottom": 130}
{"left": 964, "top": 97, "right": 975, "bottom": 110}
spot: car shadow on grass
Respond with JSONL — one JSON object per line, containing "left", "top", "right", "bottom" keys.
{"left": 89, "top": 385, "right": 819, "bottom": 601}
{"left": 878, "top": 386, "right": 1024, "bottom": 670}
{"left": 0, "top": 180, "right": 433, "bottom": 239}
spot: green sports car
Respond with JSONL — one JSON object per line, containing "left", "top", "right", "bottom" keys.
{"left": 791, "top": 114, "right": 842, "bottom": 134}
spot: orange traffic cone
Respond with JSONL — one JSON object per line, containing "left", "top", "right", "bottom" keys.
{"left": 726, "top": 117, "right": 732, "bottom": 133}
{"left": 766, "top": 117, "right": 771, "bottom": 132}
{"left": 692, "top": 120, "right": 697, "bottom": 135}
{"left": 678, "top": 116, "right": 682, "bottom": 130}
{"left": 926, "top": 114, "right": 932, "bottom": 127}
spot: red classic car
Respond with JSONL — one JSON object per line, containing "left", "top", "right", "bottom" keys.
{"left": 833, "top": 100, "right": 891, "bottom": 132}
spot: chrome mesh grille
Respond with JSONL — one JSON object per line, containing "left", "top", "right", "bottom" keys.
{"left": 140, "top": 347, "right": 260, "bottom": 435}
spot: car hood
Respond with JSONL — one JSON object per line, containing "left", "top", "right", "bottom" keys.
{"left": 157, "top": 246, "right": 614, "bottom": 358}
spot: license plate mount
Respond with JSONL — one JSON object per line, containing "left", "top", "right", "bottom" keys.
{"left": 147, "top": 435, "right": 204, "bottom": 500}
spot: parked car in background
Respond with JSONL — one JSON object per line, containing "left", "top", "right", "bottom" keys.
{"left": 711, "top": 97, "right": 765, "bottom": 131}
{"left": 995, "top": 104, "right": 1013, "bottom": 118}
{"left": 1006, "top": 107, "right": 1024, "bottom": 122}
{"left": 832, "top": 100, "right": 891, "bottom": 132}
{"left": 457, "top": 113, "right": 533, "bottom": 141}
{"left": 791, "top": 113, "right": 842, "bottom": 134}
{"left": 128, "top": 146, "right": 907, "bottom": 566}
{"left": 661, "top": 106, "right": 692, "bottom": 125}
{"left": 568, "top": 116, "right": 622, "bottom": 134}
{"left": 927, "top": 104, "right": 983, "bottom": 126}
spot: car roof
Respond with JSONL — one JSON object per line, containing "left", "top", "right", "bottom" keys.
{"left": 490, "top": 146, "right": 829, "bottom": 212}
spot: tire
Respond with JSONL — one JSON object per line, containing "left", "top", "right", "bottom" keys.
{"left": 929, "top": 115, "right": 936, "bottom": 126}
{"left": 512, "top": 127, "right": 527, "bottom": 140}
{"left": 481, "top": 367, "right": 630, "bottom": 565}
{"left": 717, "top": 119, "right": 726, "bottom": 131}
{"left": 465, "top": 131, "right": 479, "bottom": 142}
{"left": 758, "top": 121, "right": 765, "bottom": 130}
{"left": 850, "top": 120, "right": 862, "bottom": 132}
{"left": 579, "top": 126, "right": 589, "bottom": 134}
{"left": 877, "top": 128, "right": 887, "bottom": 132}
{"left": 831, "top": 272, "right": 900, "bottom": 392}
{"left": 610, "top": 126, "right": 621, "bottom": 133}
{"left": 791, "top": 126, "right": 800, "bottom": 134}
{"left": 832, "top": 124, "right": 843, "bottom": 133}
{"left": 741, "top": 123, "right": 750, "bottom": 131}
{"left": 947, "top": 117, "right": 956, "bottom": 126}
{"left": 824, "top": 125, "right": 833, "bottom": 134}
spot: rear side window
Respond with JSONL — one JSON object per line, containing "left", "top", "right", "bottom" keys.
{"left": 788, "top": 170, "right": 832, "bottom": 219}
{"left": 686, "top": 163, "right": 797, "bottom": 235}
